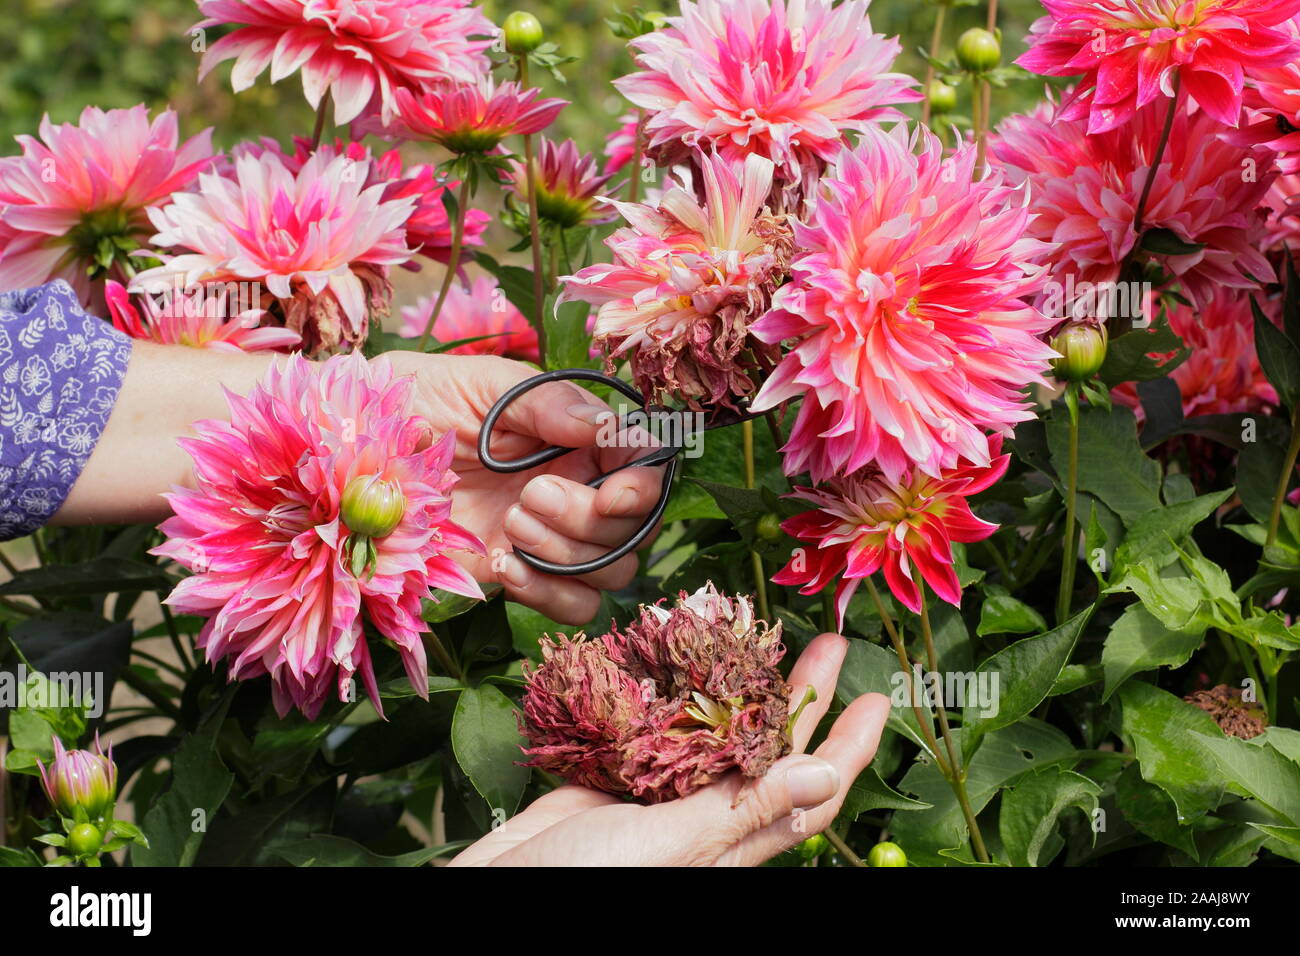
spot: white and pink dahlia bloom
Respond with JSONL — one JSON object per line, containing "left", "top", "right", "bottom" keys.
{"left": 132, "top": 149, "right": 418, "bottom": 353}
{"left": 751, "top": 124, "right": 1056, "bottom": 485}
{"left": 195, "top": 0, "right": 493, "bottom": 125}
{"left": 1017, "top": 0, "right": 1300, "bottom": 133}
{"left": 560, "top": 151, "right": 793, "bottom": 410}
{"left": 381, "top": 79, "right": 566, "bottom": 153}
{"left": 993, "top": 96, "right": 1277, "bottom": 313}
{"left": 104, "top": 279, "right": 300, "bottom": 352}
{"left": 154, "top": 352, "right": 484, "bottom": 720}
{"left": 0, "top": 105, "right": 214, "bottom": 303}
{"left": 400, "top": 276, "right": 539, "bottom": 362}
{"left": 615, "top": 0, "right": 918, "bottom": 206}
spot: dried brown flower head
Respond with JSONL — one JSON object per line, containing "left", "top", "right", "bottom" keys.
{"left": 520, "top": 583, "right": 791, "bottom": 803}
{"left": 1184, "top": 684, "right": 1269, "bottom": 740}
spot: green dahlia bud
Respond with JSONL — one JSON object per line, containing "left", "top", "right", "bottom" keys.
{"left": 867, "top": 841, "right": 908, "bottom": 867}
{"left": 1051, "top": 323, "right": 1108, "bottom": 382}
{"left": 503, "top": 11, "right": 544, "bottom": 54}
{"left": 955, "top": 28, "right": 1001, "bottom": 73}
{"left": 341, "top": 474, "right": 406, "bottom": 539}
{"left": 927, "top": 80, "right": 958, "bottom": 115}
{"left": 797, "top": 833, "right": 830, "bottom": 860}
{"left": 756, "top": 513, "right": 784, "bottom": 543}
{"left": 67, "top": 823, "right": 103, "bottom": 858}
{"left": 644, "top": 10, "right": 668, "bottom": 29}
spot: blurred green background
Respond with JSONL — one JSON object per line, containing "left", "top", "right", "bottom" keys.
{"left": 0, "top": 0, "right": 1053, "bottom": 156}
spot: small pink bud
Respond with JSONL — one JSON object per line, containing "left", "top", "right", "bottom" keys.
{"left": 37, "top": 734, "right": 117, "bottom": 821}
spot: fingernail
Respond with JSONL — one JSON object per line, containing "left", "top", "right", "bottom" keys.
{"left": 566, "top": 403, "right": 609, "bottom": 426}
{"left": 525, "top": 476, "right": 567, "bottom": 518}
{"left": 502, "top": 555, "right": 531, "bottom": 590}
{"left": 785, "top": 758, "right": 839, "bottom": 809}
{"left": 505, "top": 506, "right": 548, "bottom": 547}
{"left": 601, "top": 486, "right": 633, "bottom": 516}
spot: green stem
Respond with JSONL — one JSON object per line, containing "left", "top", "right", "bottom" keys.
{"left": 972, "top": 75, "right": 988, "bottom": 179}
{"left": 920, "top": 3, "right": 948, "bottom": 127}
{"left": 1133, "top": 73, "right": 1181, "bottom": 235}
{"left": 0, "top": 547, "right": 19, "bottom": 578}
{"left": 1265, "top": 408, "right": 1300, "bottom": 548}
{"left": 158, "top": 599, "right": 193, "bottom": 673}
{"left": 516, "top": 56, "right": 548, "bottom": 367}
{"left": 918, "top": 579, "right": 990, "bottom": 864}
{"left": 416, "top": 176, "right": 472, "bottom": 354}
{"left": 742, "top": 420, "right": 771, "bottom": 623}
{"left": 1056, "top": 384, "right": 1081, "bottom": 626}
{"left": 426, "top": 628, "right": 463, "bottom": 683}
{"left": 865, "top": 577, "right": 951, "bottom": 779}
{"left": 823, "top": 827, "right": 867, "bottom": 867}
{"left": 310, "top": 91, "right": 332, "bottom": 149}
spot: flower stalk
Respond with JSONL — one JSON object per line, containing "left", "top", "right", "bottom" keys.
{"left": 1266, "top": 408, "right": 1300, "bottom": 547}
{"left": 417, "top": 177, "right": 472, "bottom": 353}
{"left": 1056, "top": 383, "right": 1081, "bottom": 625}
{"left": 743, "top": 419, "right": 772, "bottom": 624}
{"left": 516, "top": 54, "right": 549, "bottom": 366}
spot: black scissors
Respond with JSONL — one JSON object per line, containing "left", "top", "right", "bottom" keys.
{"left": 476, "top": 368, "right": 762, "bottom": 576}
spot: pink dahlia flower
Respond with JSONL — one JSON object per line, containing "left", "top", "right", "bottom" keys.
{"left": 751, "top": 124, "right": 1056, "bottom": 485}
{"left": 1245, "top": 40, "right": 1300, "bottom": 175}
{"left": 0, "top": 105, "right": 214, "bottom": 303}
{"left": 399, "top": 276, "right": 539, "bottom": 361}
{"left": 521, "top": 583, "right": 790, "bottom": 803}
{"left": 1263, "top": 171, "right": 1300, "bottom": 251}
{"left": 604, "top": 112, "right": 640, "bottom": 176}
{"left": 1017, "top": 0, "right": 1300, "bottom": 133}
{"left": 105, "top": 279, "right": 300, "bottom": 352}
{"left": 379, "top": 79, "right": 566, "bottom": 153}
{"left": 195, "top": 0, "right": 493, "bottom": 125}
{"left": 37, "top": 733, "right": 117, "bottom": 822}
{"left": 774, "top": 438, "right": 1009, "bottom": 624}
{"left": 506, "top": 137, "right": 615, "bottom": 229}
{"left": 560, "top": 151, "right": 793, "bottom": 410}
{"left": 615, "top": 0, "right": 919, "bottom": 206}
{"left": 131, "top": 149, "right": 418, "bottom": 353}
{"left": 154, "top": 352, "right": 485, "bottom": 719}
{"left": 993, "top": 96, "right": 1277, "bottom": 314}
{"left": 230, "top": 136, "right": 489, "bottom": 267}
{"left": 1112, "top": 288, "right": 1278, "bottom": 419}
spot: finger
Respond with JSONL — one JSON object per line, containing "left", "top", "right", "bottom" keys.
{"left": 448, "top": 786, "right": 619, "bottom": 867}
{"left": 721, "top": 692, "right": 891, "bottom": 867}
{"left": 518, "top": 470, "right": 663, "bottom": 548}
{"left": 503, "top": 507, "right": 639, "bottom": 590}
{"left": 496, "top": 553, "right": 602, "bottom": 625}
{"left": 483, "top": 360, "right": 616, "bottom": 451}
{"left": 652, "top": 753, "right": 842, "bottom": 865}
{"left": 785, "top": 633, "right": 849, "bottom": 753}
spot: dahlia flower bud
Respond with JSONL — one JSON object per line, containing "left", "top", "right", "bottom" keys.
{"left": 67, "top": 823, "right": 104, "bottom": 858}
{"left": 956, "top": 28, "right": 1001, "bottom": 73}
{"left": 503, "top": 11, "right": 544, "bottom": 53}
{"left": 868, "top": 841, "right": 908, "bottom": 867}
{"left": 1051, "top": 323, "right": 1108, "bottom": 382}
{"left": 37, "top": 734, "right": 117, "bottom": 821}
{"left": 927, "top": 80, "right": 958, "bottom": 115}
{"left": 342, "top": 474, "right": 407, "bottom": 539}
{"left": 520, "top": 583, "right": 791, "bottom": 803}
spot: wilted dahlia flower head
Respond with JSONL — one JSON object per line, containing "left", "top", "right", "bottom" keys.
{"left": 560, "top": 151, "right": 793, "bottom": 411}
{"left": 154, "top": 352, "right": 484, "bottom": 719}
{"left": 521, "top": 584, "right": 791, "bottom": 803}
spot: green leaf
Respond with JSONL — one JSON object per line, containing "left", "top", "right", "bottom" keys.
{"left": 1112, "top": 489, "right": 1233, "bottom": 573}
{"left": 838, "top": 766, "right": 933, "bottom": 821}
{"left": 836, "top": 638, "right": 935, "bottom": 758}
{"left": 1192, "top": 732, "right": 1300, "bottom": 825}
{"left": 1248, "top": 823, "right": 1300, "bottom": 847}
{"left": 1117, "top": 681, "right": 1224, "bottom": 821}
{"left": 962, "top": 610, "right": 1089, "bottom": 761}
{"left": 1114, "top": 763, "right": 1199, "bottom": 860}
{"left": 1098, "top": 320, "right": 1190, "bottom": 389}
{"left": 421, "top": 589, "right": 487, "bottom": 624}
{"left": 1101, "top": 604, "right": 1204, "bottom": 702}
{"left": 1252, "top": 295, "right": 1300, "bottom": 409}
{"left": 998, "top": 767, "right": 1101, "bottom": 867}
{"left": 132, "top": 696, "right": 235, "bottom": 867}
{"left": 451, "top": 684, "right": 530, "bottom": 815}
{"left": 0, "top": 846, "right": 41, "bottom": 867}
{"left": 504, "top": 601, "right": 562, "bottom": 661}
{"left": 1047, "top": 405, "right": 1162, "bottom": 523}
{"left": 545, "top": 295, "right": 598, "bottom": 371}
{"left": 976, "top": 594, "right": 1047, "bottom": 637}
{"left": 473, "top": 252, "right": 537, "bottom": 322}
{"left": 1105, "top": 560, "right": 1210, "bottom": 632}
{"left": 0, "top": 558, "right": 169, "bottom": 598}
{"left": 377, "top": 675, "right": 464, "bottom": 699}
{"left": 272, "top": 834, "right": 468, "bottom": 867}
{"left": 1049, "top": 663, "right": 1103, "bottom": 697}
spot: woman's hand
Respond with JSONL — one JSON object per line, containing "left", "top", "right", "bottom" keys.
{"left": 388, "top": 351, "right": 666, "bottom": 625}
{"left": 448, "top": 633, "right": 891, "bottom": 867}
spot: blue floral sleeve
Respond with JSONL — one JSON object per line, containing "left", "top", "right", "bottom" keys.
{"left": 0, "top": 280, "right": 133, "bottom": 541}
